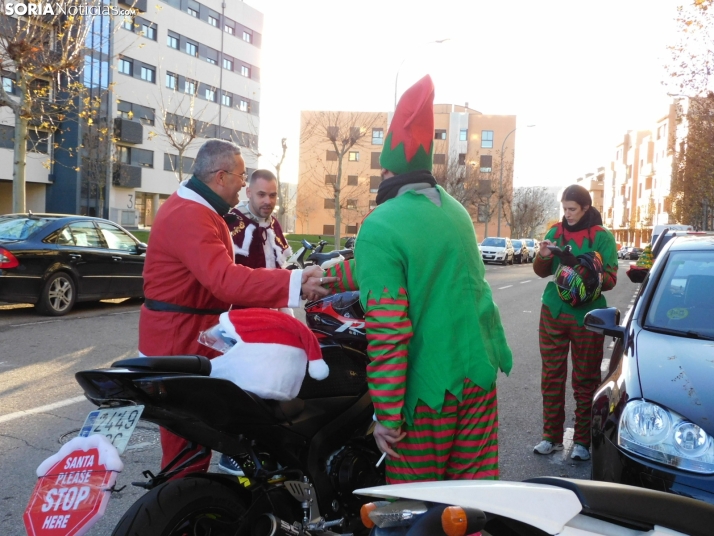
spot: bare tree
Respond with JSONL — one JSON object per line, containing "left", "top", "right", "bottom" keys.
{"left": 271, "top": 137, "right": 289, "bottom": 228}
{"left": 300, "top": 111, "right": 381, "bottom": 245}
{"left": 507, "top": 186, "right": 553, "bottom": 238}
{"left": 0, "top": 0, "right": 101, "bottom": 212}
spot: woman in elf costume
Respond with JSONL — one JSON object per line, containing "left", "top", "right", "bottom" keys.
{"left": 323, "top": 75, "right": 512, "bottom": 483}
{"left": 532, "top": 185, "right": 618, "bottom": 461}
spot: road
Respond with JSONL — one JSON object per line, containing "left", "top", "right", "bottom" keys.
{"left": 0, "top": 260, "right": 640, "bottom": 535}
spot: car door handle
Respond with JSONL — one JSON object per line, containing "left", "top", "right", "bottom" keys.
{"left": 69, "top": 254, "right": 82, "bottom": 261}
{"left": 112, "top": 256, "right": 123, "bottom": 262}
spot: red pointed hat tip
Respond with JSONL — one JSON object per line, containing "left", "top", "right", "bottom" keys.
{"left": 390, "top": 74, "right": 435, "bottom": 161}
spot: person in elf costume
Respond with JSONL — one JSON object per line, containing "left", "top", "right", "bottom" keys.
{"left": 226, "top": 169, "right": 292, "bottom": 269}
{"left": 139, "top": 139, "right": 333, "bottom": 478}
{"left": 323, "top": 75, "right": 512, "bottom": 483}
{"left": 532, "top": 184, "right": 618, "bottom": 462}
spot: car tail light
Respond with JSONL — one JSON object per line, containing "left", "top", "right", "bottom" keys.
{"left": 0, "top": 248, "right": 19, "bottom": 269}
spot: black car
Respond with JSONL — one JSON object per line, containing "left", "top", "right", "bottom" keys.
{"left": 0, "top": 214, "right": 146, "bottom": 315}
{"left": 586, "top": 233, "right": 714, "bottom": 504}
{"left": 511, "top": 239, "right": 529, "bottom": 264}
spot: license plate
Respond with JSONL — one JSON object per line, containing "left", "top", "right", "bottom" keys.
{"left": 78, "top": 406, "right": 144, "bottom": 455}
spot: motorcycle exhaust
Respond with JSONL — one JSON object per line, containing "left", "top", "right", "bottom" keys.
{"left": 253, "top": 514, "right": 302, "bottom": 536}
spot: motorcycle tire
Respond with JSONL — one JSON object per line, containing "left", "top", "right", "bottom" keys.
{"left": 111, "top": 476, "right": 247, "bottom": 536}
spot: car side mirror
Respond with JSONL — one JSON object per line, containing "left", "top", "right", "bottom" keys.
{"left": 584, "top": 307, "right": 626, "bottom": 339}
{"left": 136, "top": 242, "right": 148, "bottom": 254}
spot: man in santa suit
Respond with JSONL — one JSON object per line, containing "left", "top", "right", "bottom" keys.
{"left": 139, "top": 139, "right": 333, "bottom": 477}
{"left": 227, "top": 169, "right": 292, "bottom": 269}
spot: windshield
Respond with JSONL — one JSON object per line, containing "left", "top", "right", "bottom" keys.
{"left": 524, "top": 239, "right": 535, "bottom": 247}
{"left": 0, "top": 217, "right": 53, "bottom": 240}
{"left": 482, "top": 238, "right": 505, "bottom": 247}
{"left": 512, "top": 240, "right": 522, "bottom": 248}
{"left": 645, "top": 251, "right": 714, "bottom": 338}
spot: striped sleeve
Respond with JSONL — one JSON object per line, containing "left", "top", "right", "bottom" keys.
{"left": 533, "top": 254, "right": 553, "bottom": 278}
{"left": 323, "top": 259, "right": 359, "bottom": 291}
{"left": 365, "top": 288, "right": 412, "bottom": 429}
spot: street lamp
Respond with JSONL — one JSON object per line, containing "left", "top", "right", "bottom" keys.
{"left": 394, "top": 39, "right": 450, "bottom": 109}
{"left": 496, "top": 124, "right": 535, "bottom": 236}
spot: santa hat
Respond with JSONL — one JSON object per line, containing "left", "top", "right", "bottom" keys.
{"left": 380, "top": 74, "right": 435, "bottom": 175}
{"left": 208, "top": 309, "right": 328, "bottom": 401}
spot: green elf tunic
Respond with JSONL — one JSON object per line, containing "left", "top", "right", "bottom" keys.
{"left": 352, "top": 185, "right": 512, "bottom": 427}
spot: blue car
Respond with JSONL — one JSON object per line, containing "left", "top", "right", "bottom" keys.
{"left": 0, "top": 214, "right": 146, "bottom": 315}
{"left": 586, "top": 233, "right": 714, "bottom": 504}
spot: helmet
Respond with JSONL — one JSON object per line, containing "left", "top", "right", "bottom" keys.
{"left": 554, "top": 251, "right": 604, "bottom": 307}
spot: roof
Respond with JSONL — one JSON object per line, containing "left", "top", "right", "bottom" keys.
{"left": 669, "top": 234, "right": 714, "bottom": 252}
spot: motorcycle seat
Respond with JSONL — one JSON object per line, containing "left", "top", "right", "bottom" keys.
{"left": 308, "top": 251, "right": 341, "bottom": 265}
{"left": 526, "top": 477, "right": 714, "bottom": 536}
{"left": 112, "top": 355, "right": 212, "bottom": 376}
{"left": 248, "top": 394, "right": 305, "bottom": 421}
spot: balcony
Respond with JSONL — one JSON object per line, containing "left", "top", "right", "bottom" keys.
{"left": 118, "top": 0, "right": 147, "bottom": 12}
{"left": 113, "top": 163, "right": 142, "bottom": 188}
{"left": 114, "top": 118, "right": 143, "bottom": 144}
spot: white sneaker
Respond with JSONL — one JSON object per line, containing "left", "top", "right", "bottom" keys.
{"left": 533, "top": 440, "right": 564, "bottom": 455}
{"left": 571, "top": 444, "right": 591, "bottom": 461}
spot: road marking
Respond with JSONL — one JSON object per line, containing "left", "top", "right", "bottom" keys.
{"left": 10, "top": 319, "right": 59, "bottom": 327}
{"left": 0, "top": 395, "right": 86, "bottom": 425}
{"left": 520, "top": 280, "right": 531, "bottom": 284}
{"left": 498, "top": 285, "right": 513, "bottom": 290}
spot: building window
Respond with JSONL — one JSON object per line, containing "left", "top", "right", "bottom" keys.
{"left": 325, "top": 175, "right": 336, "bottom": 185}
{"left": 140, "top": 65, "right": 155, "bottom": 83}
{"left": 347, "top": 175, "right": 358, "bottom": 186}
{"left": 139, "top": 110, "right": 155, "bottom": 126}
{"left": 240, "top": 65, "right": 251, "bottom": 78}
{"left": 348, "top": 151, "right": 359, "bottom": 162}
{"left": 142, "top": 24, "right": 156, "bottom": 40}
{"left": 369, "top": 199, "right": 377, "bottom": 209}
{"left": 205, "top": 88, "right": 216, "bottom": 101}
{"left": 167, "top": 34, "right": 178, "bottom": 49}
{"left": 326, "top": 150, "right": 337, "bottom": 161}
{"left": 185, "top": 79, "right": 196, "bottom": 95}
{"left": 323, "top": 225, "right": 335, "bottom": 235}
{"left": 185, "top": 42, "right": 198, "bottom": 57}
{"left": 242, "top": 31, "right": 252, "bottom": 43}
{"left": 480, "top": 154, "right": 492, "bottom": 172}
{"left": 133, "top": 147, "right": 154, "bottom": 168}
{"left": 221, "top": 93, "right": 232, "bottom": 106}
{"left": 477, "top": 204, "right": 488, "bottom": 223}
{"left": 434, "top": 129, "right": 447, "bottom": 140}
{"left": 346, "top": 199, "right": 357, "bottom": 209}
{"left": 224, "top": 23, "right": 234, "bottom": 35}
{"left": 166, "top": 72, "right": 178, "bottom": 89}
{"left": 118, "top": 58, "right": 132, "bottom": 75}
{"left": 459, "top": 129, "right": 468, "bottom": 141}
{"left": 370, "top": 176, "right": 381, "bottom": 193}
{"left": 2, "top": 76, "right": 13, "bottom": 94}
{"left": 117, "top": 145, "right": 130, "bottom": 164}
{"left": 372, "top": 128, "right": 383, "bottom": 145}
{"left": 223, "top": 57, "right": 233, "bottom": 70}
{"left": 187, "top": 7, "right": 198, "bottom": 17}
{"left": 324, "top": 198, "right": 335, "bottom": 209}
{"left": 122, "top": 16, "right": 133, "bottom": 30}
{"left": 481, "top": 130, "right": 494, "bottom": 148}
{"left": 206, "top": 57, "right": 217, "bottom": 65}
{"left": 458, "top": 153, "right": 466, "bottom": 166}
{"left": 371, "top": 152, "right": 381, "bottom": 169}
{"left": 346, "top": 224, "right": 358, "bottom": 234}
{"left": 27, "top": 130, "right": 49, "bottom": 154}
{"left": 208, "top": 15, "right": 218, "bottom": 27}
{"left": 433, "top": 153, "right": 446, "bottom": 165}
{"left": 239, "top": 99, "right": 249, "bottom": 112}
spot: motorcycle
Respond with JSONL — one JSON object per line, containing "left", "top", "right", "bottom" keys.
{"left": 355, "top": 476, "right": 714, "bottom": 536}
{"left": 285, "top": 237, "right": 355, "bottom": 270}
{"left": 73, "top": 291, "right": 377, "bottom": 536}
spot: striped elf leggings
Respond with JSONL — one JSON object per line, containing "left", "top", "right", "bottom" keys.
{"left": 385, "top": 380, "right": 498, "bottom": 484}
{"left": 538, "top": 305, "right": 605, "bottom": 447}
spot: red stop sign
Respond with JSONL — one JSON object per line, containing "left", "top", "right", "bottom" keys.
{"left": 24, "top": 436, "right": 122, "bottom": 536}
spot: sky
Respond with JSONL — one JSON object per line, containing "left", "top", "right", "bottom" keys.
{"left": 245, "top": 0, "right": 681, "bottom": 188}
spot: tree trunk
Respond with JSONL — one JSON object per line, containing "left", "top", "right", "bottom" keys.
{"left": 12, "top": 91, "right": 28, "bottom": 213}
{"left": 334, "top": 156, "right": 343, "bottom": 248}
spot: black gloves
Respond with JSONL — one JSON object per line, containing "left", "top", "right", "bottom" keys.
{"left": 559, "top": 250, "right": 578, "bottom": 267}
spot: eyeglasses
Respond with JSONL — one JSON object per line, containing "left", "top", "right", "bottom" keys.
{"left": 211, "top": 169, "right": 248, "bottom": 179}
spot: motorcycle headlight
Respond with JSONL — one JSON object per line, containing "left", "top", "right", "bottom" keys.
{"left": 618, "top": 400, "right": 714, "bottom": 474}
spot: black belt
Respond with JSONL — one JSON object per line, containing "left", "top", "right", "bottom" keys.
{"left": 144, "top": 299, "right": 226, "bottom": 315}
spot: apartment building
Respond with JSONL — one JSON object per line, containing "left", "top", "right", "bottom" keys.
{"left": 0, "top": 0, "right": 263, "bottom": 227}
{"left": 296, "top": 105, "right": 517, "bottom": 239}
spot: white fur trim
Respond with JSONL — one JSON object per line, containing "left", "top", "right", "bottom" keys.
{"left": 288, "top": 270, "right": 302, "bottom": 308}
{"left": 177, "top": 181, "right": 217, "bottom": 213}
{"left": 36, "top": 435, "right": 124, "bottom": 477}
{"left": 218, "top": 312, "right": 241, "bottom": 343}
{"left": 210, "top": 341, "right": 307, "bottom": 400}
{"left": 277, "top": 245, "right": 293, "bottom": 268}
{"left": 264, "top": 228, "right": 277, "bottom": 269}
{"left": 233, "top": 224, "right": 256, "bottom": 257}
{"left": 308, "top": 359, "right": 329, "bottom": 380}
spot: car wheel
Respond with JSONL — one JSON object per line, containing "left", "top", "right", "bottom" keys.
{"left": 509, "top": 254, "right": 514, "bottom": 265}
{"left": 36, "top": 272, "right": 76, "bottom": 316}
{"left": 501, "top": 257, "right": 508, "bottom": 266}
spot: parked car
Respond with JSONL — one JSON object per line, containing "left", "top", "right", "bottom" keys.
{"left": 480, "top": 237, "right": 514, "bottom": 265}
{"left": 0, "top": 214, "right": 146, "bottom": 316}
{"left": 618, "top": 246, "right": 636, "bottom": 259}
{"left": 586, "top": 233, "right": 714, "bottom": 504}
{"left": 625, "top": 247, "right": 643, "bottom": 260}
{"left": 520, "top": 238, "right": 538, "bottom": 262}
{"left": 511, "top": 239, "right": 529, "bottom": 264}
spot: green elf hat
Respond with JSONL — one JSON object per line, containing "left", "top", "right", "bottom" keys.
{"left": 380, "top": 74, "right": 435, "bottom": 175}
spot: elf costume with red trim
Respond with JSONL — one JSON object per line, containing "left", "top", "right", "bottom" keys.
{"left": 325, "top": 75, "right": 512, "bottom": 483}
